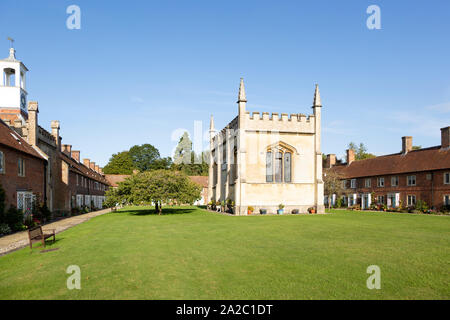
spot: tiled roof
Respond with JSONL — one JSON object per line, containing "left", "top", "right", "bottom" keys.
{"left": 0, "top": 119, "right": 46, "bottom": 161}
{"left": 329, "top": 146, "right": 450, "bottom": 179}
{"left": 105, "top": 174, "right": 130, "bottom": 187}
{"left": 60, "top": 152, "right": 110, "bottom": 185}
{"left": 189, "top": 176, "right": 208, "bottom": 188}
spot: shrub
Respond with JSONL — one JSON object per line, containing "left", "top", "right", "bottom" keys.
{"left": 415, "top": 200, "right": 429, "bottom": 213}
{"left": 336, "top": 198, "right": 343, "bottom": 208}
{"left": 4, "top": 207, "right": 24, "bottom": 232}
{"left": 32, "top": 198, "right": 52, "bottom": 223}
{"left": 23, "top": 214, "right": 36, "bottom": 229}
{"left": 278, "top": 204, "right": 285, "bottom": 210}
{"left": 248, "top": 206, "right": 254, "bottom": 212}
{"left": 0, "top": 223, "right": 11, "bottom": 236}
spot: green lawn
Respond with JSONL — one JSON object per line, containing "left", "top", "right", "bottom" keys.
{"left": 0, "top": 206, "right": 449, "bottom": 299}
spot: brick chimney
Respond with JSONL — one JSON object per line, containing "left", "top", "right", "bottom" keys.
{"left": 90, "top": 162, "right": 96, "bottom": 171}
{"left": 62, "top": 144, "right": 72, "bottom": 156}
{"left": 402, "top": 136, "right": 412, "bottom": 154}
{"left": 325, "top": 154, "right": 336, "bottom": 168}
{"left": 83, "top": 158, "right": 90, "bottom": 168}
{"left": 99, "top": 167, "right": 103, "bottom": 174}
{"left": 51, "top": 120, "right": 61, "bottom": 152}
{"left": 71, "top": 150, "right": 80, "bottom": 162}
{"left": 27, "top": 101, "right": 39, "bottom": 146}
{"left": 346, "top": 149, "right": 355, "bottom": 165}
{"left": 95, "top": 165, "right": 100, "bottom": 173}
{"left": 441, "top": 126, "right": 450, "bottom": 149}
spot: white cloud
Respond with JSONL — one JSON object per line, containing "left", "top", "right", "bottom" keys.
{"left": 385, "top": 109, "right": 448, "bottom": 137}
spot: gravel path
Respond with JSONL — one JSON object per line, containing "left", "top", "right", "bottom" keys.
{"left": 0, "top": 208, "right": 112, "bottom": 256}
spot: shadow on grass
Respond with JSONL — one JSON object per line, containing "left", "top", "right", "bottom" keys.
{"left": 125, "top": 207, "right": 197, "bottom": 216}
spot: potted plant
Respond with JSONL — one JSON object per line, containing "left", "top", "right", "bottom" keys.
{"left": 260, "top": 208, "right": 267, "bottom": 215}
{"left": 308, "top": 207, "right": 316, "bottom": 214}
{"left": 277, "top": 204, "right": 285, "bottom": 215}
{"left": 216, "top": 200, "right": 221, "bottom": 212}
{"left": 226, "top": 198, "right": 233, "bottom": 213}
{"left": 247, "top": 206, "right": 254, "bottom": 215}
{"left": 291, "top": 209, "right": 299, "bottom": 214}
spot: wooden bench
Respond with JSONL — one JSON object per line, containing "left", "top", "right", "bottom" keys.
{"left": 27, "top": 226, "right": 56, "bottom": 249}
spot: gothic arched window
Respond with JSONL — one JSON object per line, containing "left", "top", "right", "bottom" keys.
{"left": 266, "top": 142, "right": 294, "bottom": 183}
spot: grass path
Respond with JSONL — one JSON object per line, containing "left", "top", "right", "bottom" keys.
{"left": 0, "top": 207, "right": 449, "bottom": 299}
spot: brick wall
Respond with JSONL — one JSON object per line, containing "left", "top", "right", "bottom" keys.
{"left": 342, "top": 169, "right": 450, "bottom": 209}
{"left": 0, "top": 145, "right": 46, "bottom": 209}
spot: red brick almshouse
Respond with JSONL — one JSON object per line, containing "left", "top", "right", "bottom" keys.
{"left": 0, "top": 119, "right": 46, "bottom": 214}
{"left": 325, "top": 127, "right": 450, "bottom": 211}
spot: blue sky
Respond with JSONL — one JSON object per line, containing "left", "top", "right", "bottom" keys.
{"left": 1, "top": 0, "right": 449, "bottom": 166}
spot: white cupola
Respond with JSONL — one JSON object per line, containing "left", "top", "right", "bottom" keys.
{"left": 0, "top": 43, "right": 29, "bottom": 115}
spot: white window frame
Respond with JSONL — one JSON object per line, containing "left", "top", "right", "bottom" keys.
{"left": 407, "top": 175, "right": 416, "bottom": 186}
{"left": 443, "top": 195, "right": 450, "bottom": 206}
{"left": 342, "top": 180, "right": 347, "bottom": 189}
{"left": 18, "top": 157, "right": 25, "bottom": 177}
{"left": 407, "top": 195, "right": 416, "bottom": 206}
{"left": 365, "top": 178, "right": 371, "bottom": 188}
{"left": 17, "top": 191, "right": 34, "bottom": 216}
{"left": 391, "top": 176, "right": 399, "bottom": 187}
{"left": 444, "top": 172, "right": 450, "bottom": 185}
{"left": 377, "top": 177, "right": 384, "bottom": 187}
{"left": 350, "top": 179, "right": 356, "bottom": 189}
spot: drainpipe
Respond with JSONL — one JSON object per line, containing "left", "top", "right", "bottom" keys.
{"left": 431, "top": 172, "right": 434, "bottom": 209}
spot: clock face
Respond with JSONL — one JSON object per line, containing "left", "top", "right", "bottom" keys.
{"left": 20, "top": 93, "right": 26, "bottom": 109}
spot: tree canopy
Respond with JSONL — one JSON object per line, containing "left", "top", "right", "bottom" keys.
{"left": 103, "top": 144, "right": 171, "bottom": 174}
{"left": 104, "top": 170, "right": 202, "bottom": 214}
{"left": 348, "top": 142, "right": 376, "bottom": 160}
{"left": 323, "top": 170, "right": 344, "bottom": 208}
{"left": 103, "top": 151, "right": 134, "bottom": 174}
{"left": 129, "top": 144, "right": 161, "bottom": 171}
{"left": 171, "top": 132, "right": 208, "bottom": 176}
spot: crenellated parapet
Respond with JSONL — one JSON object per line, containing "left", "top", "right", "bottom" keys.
{"left": 243, "top": 111, "right": 315, "bottom": 133}
{"left": 38, "top": 125, "right": 57, "bottom": 147}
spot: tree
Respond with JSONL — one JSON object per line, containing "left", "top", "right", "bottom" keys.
{"left": 149, "top": 157, "right": 173, "bottom": 170}
{"left": 129, "top": 144, "right": 161, "bottom": 171}
{"left": 171, "top": 132, "right": 208, "bottom": 175}
{"left": 105, "top": 170, "right": 202, "bottom": 214}
{"left": 323, "top": 170, "right": 344, "bottom": 209}
{"left": 173, "top": 132, "right": 192, "bottom": 165}
{"left": 412, "top": 145, "right": 422, "bottom": 150}
{"left": 103, "top": 151, "right": 134, "bottom": 174}
{"left": 348, "top": 142, "right": 376, "bottom": 160}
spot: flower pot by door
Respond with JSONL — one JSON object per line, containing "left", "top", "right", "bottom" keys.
{"left": 277, "top": 209, "right": 284, "bottom": 215}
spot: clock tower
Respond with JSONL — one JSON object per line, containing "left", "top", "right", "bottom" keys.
{"left": 0, "top": 44, "right": 29, "bottom": 123}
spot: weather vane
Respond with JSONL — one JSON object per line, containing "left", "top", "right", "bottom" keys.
{"left": 7, "top": 37, "right": 14, "bottom": 49}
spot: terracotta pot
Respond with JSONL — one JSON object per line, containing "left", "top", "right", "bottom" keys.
{"left": 310, "top": 209, "right": 316, "bottom": 214}
{"left": 248, "top": 210, "right": 252, "bottom": 215}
